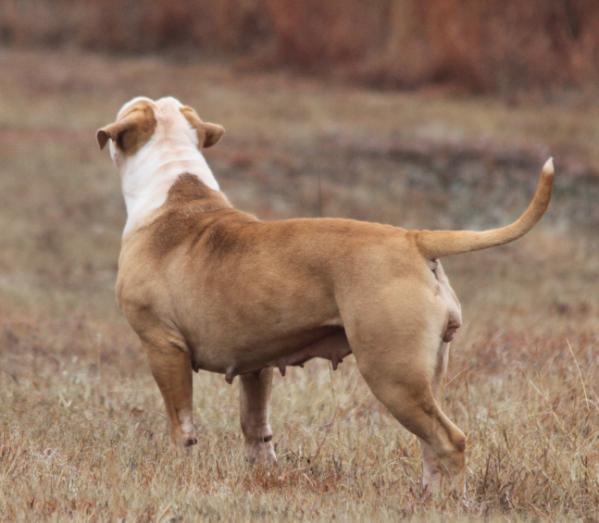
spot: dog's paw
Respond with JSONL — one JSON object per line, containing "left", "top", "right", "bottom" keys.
{"left": 245, "top": 441, "right": 277, "bottom": 466}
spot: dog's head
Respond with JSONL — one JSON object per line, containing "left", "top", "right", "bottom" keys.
{"left": 96, "top": 96, "right": 225, "bottom": 167}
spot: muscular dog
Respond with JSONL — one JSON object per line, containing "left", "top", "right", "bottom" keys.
{"left": 97, "top": 96, "right": 554, "bottom": 493}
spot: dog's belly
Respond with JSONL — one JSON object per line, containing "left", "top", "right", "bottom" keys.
{"left": 266, "top": 329, "right": 351, "bottom": 377}
{"left": 187, "top": 326, "right": 351, "bottom": 383}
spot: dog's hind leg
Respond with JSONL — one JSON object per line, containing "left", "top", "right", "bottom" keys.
{"left": 356, "top": 338, "right": 464, "bottom": 495}
{"left": 239, "top": 368, "right": 277, "bottom": 465}
{"left": 144, "top": 343, "right": 198, "bottom": 448}
{"left": 343, "top": 283, "right": 465, "bottom": 495}
{"left": 420, "top": 340, "right": 452, "bottom": 493}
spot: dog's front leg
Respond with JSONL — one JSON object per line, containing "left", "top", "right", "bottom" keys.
{"left": 144, "top": 343, "right": 198, "bottom": 448}
{"left": 239, "top": 368, "right": 277, "bottom": 465}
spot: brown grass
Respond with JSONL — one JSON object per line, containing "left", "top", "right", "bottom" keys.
{"left": 0, "top": 49, "right": 598, "bottom": 520}
{"left": 2, "top": 1, "right": 599, "bottom": 92}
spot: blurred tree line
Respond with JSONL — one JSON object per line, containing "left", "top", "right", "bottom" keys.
{"left": 2, "top": 0, "right": 598, "bottom": 92}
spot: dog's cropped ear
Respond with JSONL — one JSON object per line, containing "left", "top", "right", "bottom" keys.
{"left": 96, "top": 103, "right": 156, "bottom": 152}
{"left": 201, "top": 121, "right": 226, "bottom": 148}
{"left": 180, "top": 105, "right": 225, "bottom": 148}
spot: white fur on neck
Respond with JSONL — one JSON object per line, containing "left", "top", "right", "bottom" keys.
{"left": 113, "top": 100, "right": 220, "bottom": 237}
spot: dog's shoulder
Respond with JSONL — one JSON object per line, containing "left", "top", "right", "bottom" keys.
{"left": 138, "top": 174, "right": 256, "bottom": 260}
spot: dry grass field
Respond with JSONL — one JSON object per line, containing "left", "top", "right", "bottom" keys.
{"left": 1, "top": 49, "right": 598, "bottom": 521}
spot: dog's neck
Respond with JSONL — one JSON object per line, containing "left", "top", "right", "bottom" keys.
{"left": 118, "top": 138, "right": 220, "bottom": 237}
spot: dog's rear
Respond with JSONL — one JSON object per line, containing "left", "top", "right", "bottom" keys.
{"left": 345, "top": 158, "right": 555, "bottom": 494}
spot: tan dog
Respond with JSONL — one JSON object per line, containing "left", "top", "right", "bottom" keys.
{"left": 97, "top": 96, "right": 554, "bottom": 493}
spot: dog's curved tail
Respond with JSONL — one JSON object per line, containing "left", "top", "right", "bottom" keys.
{"left": 415, "top": 158, "right": 554, "bottom": 258}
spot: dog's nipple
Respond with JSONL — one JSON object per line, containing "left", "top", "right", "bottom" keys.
{"left": 225, "top": 366, "right": 236, "bottom": 384}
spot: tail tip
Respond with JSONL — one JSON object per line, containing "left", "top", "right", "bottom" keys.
{"left": 542, "top": 157, "right": 555, "bottom": 176}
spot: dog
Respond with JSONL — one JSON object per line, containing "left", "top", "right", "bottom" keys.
{"left": 97, "top": 96, "right": 554, "bottom": 493}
